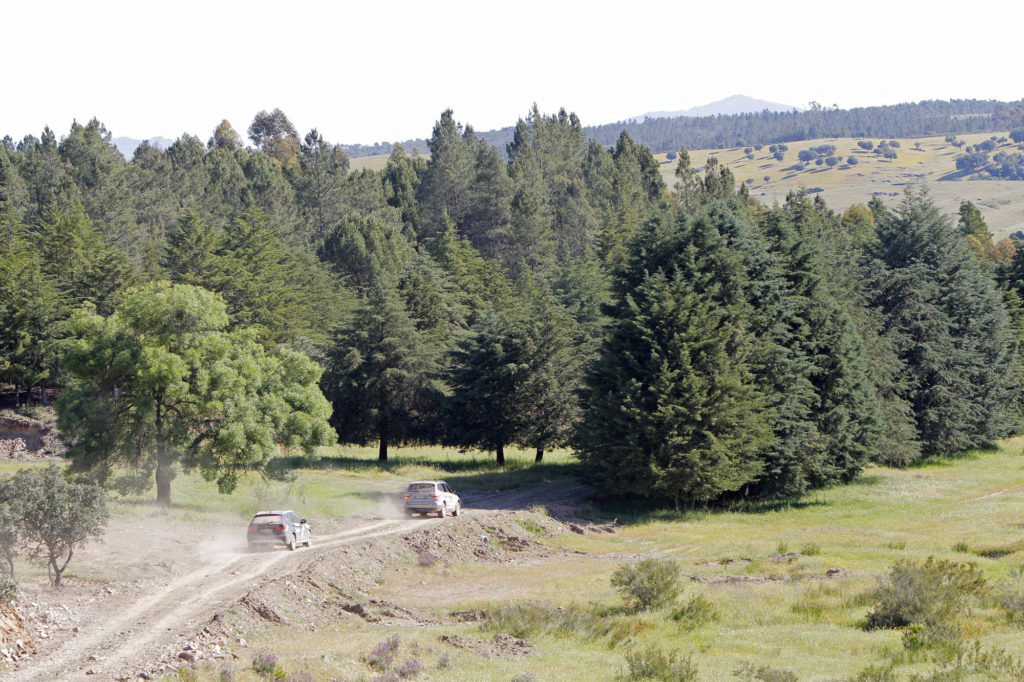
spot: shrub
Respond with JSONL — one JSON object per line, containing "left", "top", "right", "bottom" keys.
{"left": 365, "top": 634, "right": 401, "bottom": 671}
{"left": 251, "top": 650, "right": 283, "bottom": 678}
{"left": 847, "top": 156, "right": 858, "bottom": 165}
{"left": 769, "top": 145, "right": 779, "bottom": 153}
{"left": 773, "top": 151, "right": 785, "bottom": 162}
{"left": 864, "top": 557, "right": 987, "bottom": 643}
{"left": 763, "top": 175, "right": 771, "bottom": 182}
{"left": 734, "top": 662, "right": 799, "bottom": 681}
{"left": 485, "top": 602, "right": 651, "bottom": 647}
{"left": 888, "top": 140, "right": 900, "bottom": 148}
{"left": 0, "top": 576, "right": 18, "bottom": 604}
{"left": 397, "top": 657, "right": 422, "bottom": 678}
{"left": 417, "top": 549, "right": 438, "bottom": 567}
{"left": 858, "top": 140, "right": 874, "bottom": 150}
{"left": 799, "top": 542, "right": 821, "bottom": 556}
{"left": 623, "top": 645, "right": 698, "bottom": 681}
{"left": 670, "top": 595, "right": 719, "bottom": 629}
{"left": 666, "top": 151, "right": 678, "bottom": 161}
{"left": 997, "top": 565, "right": 1024, "bottom": 624}
{"left": 611, "top": 558, "right": 682, "bottom": 612}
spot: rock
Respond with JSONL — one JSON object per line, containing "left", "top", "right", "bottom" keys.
{"left": 178, "top": 651, "right": 195, "bottom": 663}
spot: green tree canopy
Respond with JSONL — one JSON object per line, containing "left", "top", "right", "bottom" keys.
{"left": 57, "top": 281, "right": 336, "bottom": 505}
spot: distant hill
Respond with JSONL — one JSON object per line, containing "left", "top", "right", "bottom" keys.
{"left": 112, "top": 136, "right": 174, "bottom": 160}
{"left": 633, "top": 94, "right": 800, "bottom": 122}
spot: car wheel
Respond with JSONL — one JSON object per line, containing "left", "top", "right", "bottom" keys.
{"left": 306, "top": 533, "right": 312, "bottom": 548}
{"left": 288, "top": 535, "right": 297, "bottom": 551}
{"left": 438, "top": 504, "right": 446, "bottom": 518}
{"left": 453, "top": 503, "right": 461, "bottom": 517}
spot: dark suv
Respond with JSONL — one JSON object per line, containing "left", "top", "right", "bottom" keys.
{"left": 246, "top": 510, "right": 311, "bottom": 551}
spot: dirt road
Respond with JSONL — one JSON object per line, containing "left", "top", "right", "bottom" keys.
{"left": 12, "top": 516, "right": 439, "bottom": 681}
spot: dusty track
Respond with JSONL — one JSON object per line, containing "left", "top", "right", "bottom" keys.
{"left": 14, "top": 517, "right": 439, "bottom": 681}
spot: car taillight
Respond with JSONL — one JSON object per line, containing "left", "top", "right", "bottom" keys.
{"left": 430, "top": 494, "right": 439, "bottom": 499}
{"left": 403, "top": 495, "right": 411, "bottom": 499}
{"left": 276, "top": 524, "right": 286, "bottom": 531}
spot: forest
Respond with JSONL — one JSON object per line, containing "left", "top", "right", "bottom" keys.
{"left": 343, "top": 98, "right": 1024, "bottom": 158}
{"left": 2, "top": 104, "right": 1023, "bottom": 509}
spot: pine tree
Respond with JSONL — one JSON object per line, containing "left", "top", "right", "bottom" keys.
{"left": 575, "top": 226, "right": 772, "bottom": 507}
{"left": 443, "top": 311, "right": 532, "bottom": 465}
{"left": 868, "top": 189, "right": 1019, "bottom": 454}
{"left": 324, "top": 278, "right": 443, "bottom": 461}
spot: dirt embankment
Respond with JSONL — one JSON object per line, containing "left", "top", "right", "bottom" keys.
{"left": 0, "top": 414, "right": 63, "bottom": 460}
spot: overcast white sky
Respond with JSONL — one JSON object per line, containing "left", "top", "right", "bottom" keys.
{"left": 4, "top": 0, "right": 1022, "bottom": 146}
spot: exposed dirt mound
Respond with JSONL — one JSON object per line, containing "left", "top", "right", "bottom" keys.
{"left": 439, "top": 632, "right": 534, "bottom": 658}
{"left": 0, "top": 413, "right": 63, "bottom": 459}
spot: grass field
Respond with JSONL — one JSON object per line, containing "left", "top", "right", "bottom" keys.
{"left": 55, "top": 438, "right": 1020, "bottom": 680}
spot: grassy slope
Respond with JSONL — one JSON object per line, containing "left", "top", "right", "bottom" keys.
{"left": 658, "top": 132, "right": 1024, "bottom": 238}
{"left": 39, "top": 440, "right": 1019, "bottom": 680}
{"left": 352, "top": 132, "right": 1024, "bottom": 238}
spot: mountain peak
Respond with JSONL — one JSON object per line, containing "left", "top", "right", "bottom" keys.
{"left": 634, "top": 95, "right": 800, "bottom": 122}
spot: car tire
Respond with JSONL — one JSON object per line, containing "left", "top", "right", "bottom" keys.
{"left": 453, "top": 503, "right": 461, "bottom": 517}
{"left": 306, "top": 534, "right": 312, "bottom": 548}
{"left": 288, "top": 535, "right": 297, "bottom": 551}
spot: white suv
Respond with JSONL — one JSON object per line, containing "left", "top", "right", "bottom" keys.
{"left": 403, "top": 481, "right": 461, "bottom": 518}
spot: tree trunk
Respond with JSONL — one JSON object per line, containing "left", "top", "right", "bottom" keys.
{"left": 535, "top": 447, "right": 544, "bottom": 464}
{"left": 378, "top": 433, "right": 388, "bottom": 462}
{"left": 156, "top": 450, "right": 174, "bottom": 506}
{"left": 496, "top": 443, "right": 505, "bottom": 467}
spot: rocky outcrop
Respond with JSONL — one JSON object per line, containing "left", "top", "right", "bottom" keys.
{"left": 0, "top": 602, "right": 33, "bottom": 663}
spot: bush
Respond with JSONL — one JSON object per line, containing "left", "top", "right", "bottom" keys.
{"left": 858, "top": 140, "right": 874, "bottom": 150}
{"left": 670, "top": 595, "right": 719, "bottom": 629}
{"left": 0, "top": 576, "right": 18, "bottom": 604}
{"left": 251, "top": 650, "right": 283, "bottom": 678}
{"left": 997, "top": 565, "right": 1024, "bottom": 624}
{"left": 865, "top": 557, "right": 987, "bottom": 644}
{"left": 623, "top": 645, "right": 698, "bottom": 681}
{"left": 365, "top": 634, "right": 401, "bottom": 671}
{"left": 734, "top": 662, "right": 798, "bottom": 681}
{"left": 485, "top": 602, "right": 651, "bottom": 648}
{"left": 847, "top": 156, "right": 858, "bottom": 165}
{"left": 666, "top": 151, "right": 678, "bottom": 161}
{"left": 611, "top": 558, "right": 682, "bottom": 612}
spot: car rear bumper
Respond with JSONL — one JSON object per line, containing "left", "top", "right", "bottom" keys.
{"left": 404, "top": 502, "right": 442, "bottom": 512}
{"left": 247, "top": 532, "right": 287, "bottom": 546}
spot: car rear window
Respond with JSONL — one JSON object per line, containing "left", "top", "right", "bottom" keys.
{"left": 407, "top": 483, "right": 436, "bottom": 492}
{"left": 250, "top": 514, "right": 282, "bottom": 525}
